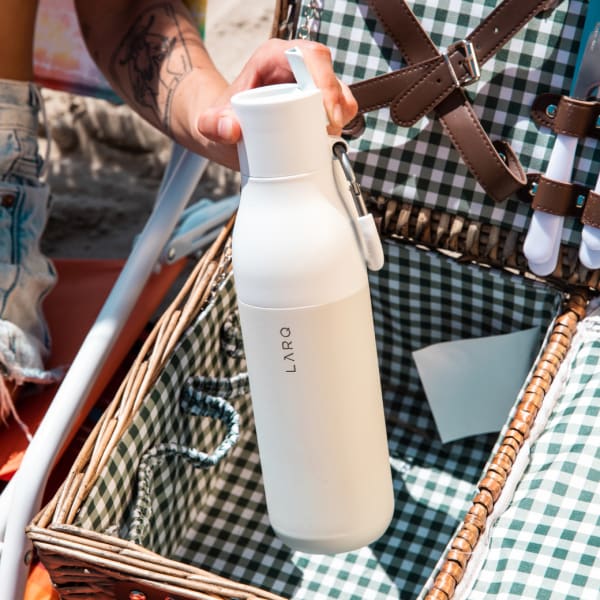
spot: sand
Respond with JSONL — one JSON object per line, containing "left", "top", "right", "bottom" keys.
{"left": 40, "top": 0, "right": 276, "bottom": 260}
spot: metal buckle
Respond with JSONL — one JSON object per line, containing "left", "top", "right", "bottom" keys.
{"left": 455, "top": 39, "right": 481, "bottom": 86}
{"left": 444, "top": 39, "right": 481, "bottom": 88}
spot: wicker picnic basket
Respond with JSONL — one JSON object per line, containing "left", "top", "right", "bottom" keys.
{"left": 29, "top": 0, "right": 600, "bottom": 598}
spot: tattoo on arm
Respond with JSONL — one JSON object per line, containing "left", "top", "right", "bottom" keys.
{"left": 110, "top": 3, "right": 193, "bottom": 134}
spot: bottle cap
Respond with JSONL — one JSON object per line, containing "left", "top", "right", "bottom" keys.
{"left": 231, "top": 51, "right": 331, "bottom": 178}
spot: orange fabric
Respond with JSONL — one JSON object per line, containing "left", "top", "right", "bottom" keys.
{"left": 0, "top": 258, "right": 185, "bottom": 482}
{"left": 0, "top": 257, "right": 187, "bottom": 600}
{"left": 24, "top": 563, "right": 60, "bottom": 600}
{"left": 0, "top": 258, "right": 120, "bottom": 480}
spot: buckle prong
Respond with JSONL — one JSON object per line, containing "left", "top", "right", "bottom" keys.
{"left": 443, "top": 52, "right": 461, "bottom": 87}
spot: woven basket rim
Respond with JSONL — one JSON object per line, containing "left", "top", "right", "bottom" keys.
{"left": 29, "top": 206, "right": 591, "bottom": 599}
{"left": 422, "top": 290, "right": 589, "bottom": 599}
{"left": 27, "top": 523, "right": 285, "bottom": 599}
{"left": 28, "top": 218, "right": 288, "bottom": 599}
{"left": 369, "top": 195, "right": 600, "bottom": 292}
{"left": 32, "top": 220, "right": 235, "bottom": 531}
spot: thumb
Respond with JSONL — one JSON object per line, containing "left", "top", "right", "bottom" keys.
{"left": 197, "top": 106, "right": 242, "bottom": 144}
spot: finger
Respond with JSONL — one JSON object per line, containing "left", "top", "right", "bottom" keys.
{"left": 339, "top": 81, "right": 359, "bottom": 126}
{"left": 295, "top": 42, "right": 347, "bottom": 128}
{"left": 197, "top": 106, "right": 242, "bottom": 145}
{"left": 229, "top": 39, "right": 295, "bottom": 93}
{"left": 327, "top": 81, "right": 359, "bottom": 135}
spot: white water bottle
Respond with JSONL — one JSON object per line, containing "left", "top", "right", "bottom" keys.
{"left": 230, "top": 49, "right": 394, "bottom": 554}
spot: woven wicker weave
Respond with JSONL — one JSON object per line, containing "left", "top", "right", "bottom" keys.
{"left": 28, "top": 220, "right": 288, "bottom": 600}
{"left": 369, "top": 196, "right": 600, "bottom": 291}
{"left": 27, "top": 234, "right": 588, "bottom": 598}
{"left": 421, "top": 291, "right": 589, "bottom": 600}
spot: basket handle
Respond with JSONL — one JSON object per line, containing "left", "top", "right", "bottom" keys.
{"left": 127, "top": 374, "right": 246, "bottom": 543}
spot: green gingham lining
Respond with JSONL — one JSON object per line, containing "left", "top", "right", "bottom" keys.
{"left": 127, "top": 377, "right": 244, "bottom": 545}
{"left": 75, "top": 240, "right": 563, "bottom": 598}
{"left": 305, "top": 0, "right": 598, "bottom": 248}
{"left": 75, "top": 276, "right": 247, "bottom": 554}
{"left": 459, "top": 301, "right": 600, "bottom": 599}
{"left": 371, "top": 240, "right": 562, "bottom": 444}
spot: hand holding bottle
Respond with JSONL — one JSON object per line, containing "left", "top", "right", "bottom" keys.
{"left": 197, "top": 39, "right": 358, "bottom": 166}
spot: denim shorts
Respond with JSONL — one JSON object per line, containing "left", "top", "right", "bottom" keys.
{"left": 0, "top": 79, "right": 58, "bottom": 388}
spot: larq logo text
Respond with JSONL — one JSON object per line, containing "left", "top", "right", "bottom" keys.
{"left": 280, "top": 327, "right": 296, "bottom": 373}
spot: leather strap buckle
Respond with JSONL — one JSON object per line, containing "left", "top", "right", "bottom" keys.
{"left": 451, "top": 39, "right": 481, "bottom": 86}
{"left": 350, "top": 0, "right": 556, "bottom": 201}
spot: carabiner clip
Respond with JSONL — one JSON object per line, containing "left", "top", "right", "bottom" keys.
{"left": 332, "top": 141, "right": 384, "bottom": 271}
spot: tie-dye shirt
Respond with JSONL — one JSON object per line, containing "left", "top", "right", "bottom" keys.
{"left": 33, "top": 0, "right": 206, "bottom": 102}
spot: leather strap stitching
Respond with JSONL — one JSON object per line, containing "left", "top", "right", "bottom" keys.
{"left": 351, "top": 59, "right": 438, "bottom": 114}
{"left": 469, "top": 0, "right": 548, "bottom": 65}
{"left": 368, "top": 0, "right": 437, "bottom": 60}
{"left": 351, "top": 0, "right": 554, "bottom": 201}
{"left": 439, "top": 99, "right": 527, "bottom": 201}
{"left": 441, "top": 102, "right": 508, "bottom": 186}
{"left": 531, "top": 176, "right": 586, "bottom": 217}
{"left": 391, "top": 60, "right": 461, "bottom": 126}
{"left": 531, "top": 94, "right": 600, "bottom": 138}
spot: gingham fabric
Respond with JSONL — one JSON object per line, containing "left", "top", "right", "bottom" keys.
{"left": 76, "top": 241, "right": 563, "bottom": 598}
{"left": 303, "top": 0, "right": 597, "bottom": 247}
{"left": 463, "top": 302, "right": 600, "bottom": 599}
{"left": 127, "top": 376, "right": 244, "bottom": 545}
{"left": 76, "top": 279, "right": 248, "bottom": 555}
{"left": 371, "top": 241, "right": 562, "bottom": 445}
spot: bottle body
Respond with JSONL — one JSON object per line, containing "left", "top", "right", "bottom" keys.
{"left": 237, "top": 287, "right": 393, "bottom": 553}
{"left": 232, "top": 172, "right": 394, "bottom": 553}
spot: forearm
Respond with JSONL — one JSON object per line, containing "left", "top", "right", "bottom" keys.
{"left": 75, "top": 1, "right": 358, "bottom": 169}
{"left": 75, "top": 0, "right": 229, "bottom": 160}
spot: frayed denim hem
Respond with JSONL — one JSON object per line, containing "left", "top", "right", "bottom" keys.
{"left": 0, "top": 80, "right": 58, "bottom": 428}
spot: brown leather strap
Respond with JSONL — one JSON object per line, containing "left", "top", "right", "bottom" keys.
{"left": 531, "top": 175, "right": 587, "bottom": 217}
{"left": 582, "top": 190, "right": 600, "bottom": 228}
{"left": 354, "top": 0, "right": 559, "bottom": 121}
{"left": 532, "top": 93, "right": 600, "bottom": 138}
{"left": 392, "top": 0, "right": 556, "bottom": 124}
{"left": 349, "top": 0, "right": 557, "bottom": 202}
{"left": 436, "top": 93, "right": 527, "bottom": 203}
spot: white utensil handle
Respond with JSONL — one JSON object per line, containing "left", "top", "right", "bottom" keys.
{"left": 524, "top": 135, "right": 578, "bottom": 273}
{"left": 578, "top": 241, "right": 600, "bottom": 268}
{"left": 580, "top": 173, "right": 600, "bottom": 262}
{"left": 546, "top": 134, "right": 578, "bottom": 181}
